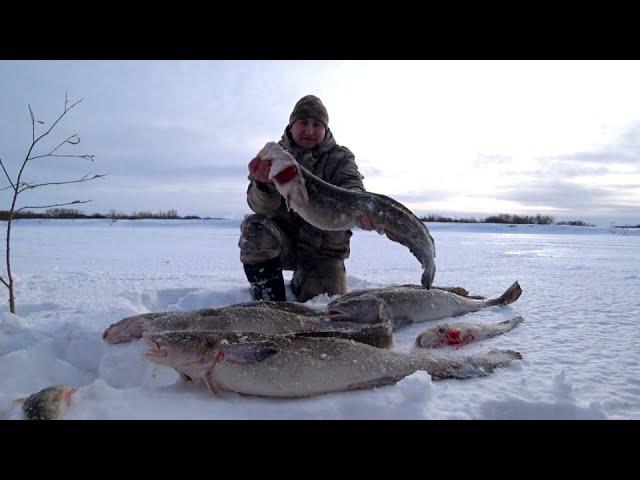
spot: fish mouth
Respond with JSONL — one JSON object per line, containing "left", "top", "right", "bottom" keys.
{"left": 328, "top": 309, "right": 350, "bottom": 321}
{"left": 143, "top": 340, "right": 168, "bottom": 358}
{"left": 64, "top": 387, "right": 78, "bottom": 406}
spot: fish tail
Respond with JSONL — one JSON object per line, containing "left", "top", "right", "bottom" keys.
{"left": 486, "top": 281, "right": 522, "bottom": 306}
{"left": 419, "top": 349, "right": 522, "bottom": 380}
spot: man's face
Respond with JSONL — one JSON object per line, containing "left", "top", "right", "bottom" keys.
{"left": 290, "top": 118, "right": 326, "bottom": 150}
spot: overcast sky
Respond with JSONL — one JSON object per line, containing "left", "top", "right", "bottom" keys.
{"left": 0, "top": 60, "right": 639, "bottom": 225}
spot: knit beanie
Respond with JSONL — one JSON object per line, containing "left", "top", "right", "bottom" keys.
{"left": 289, "top": 95, "right": 329, "bottom": 127}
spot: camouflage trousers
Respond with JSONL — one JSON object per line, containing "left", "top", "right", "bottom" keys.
{"left": 238, "top": 214, "right": 347, "bottom": 302}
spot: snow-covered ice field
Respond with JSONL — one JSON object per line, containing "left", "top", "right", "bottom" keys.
{"left": 1, "top": 219, "right": 638, "bottom": 420}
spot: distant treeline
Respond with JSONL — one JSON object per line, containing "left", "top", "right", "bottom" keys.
{"left": 418, "top": 213, "right": 595, "bottom": 227}
{"left": 0, "top": 208, "right": 225, "bottom": 221}
{"left": 1, "top": 209, "right": 601, "bottom": 227}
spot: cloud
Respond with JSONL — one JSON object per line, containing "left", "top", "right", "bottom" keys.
{"left": 473, "top": 154, "right": 513, "bottom": 167}
{"left": 391, "top": 191, "right": 455, "bottom": 203}
{"left": 548, "top": 122, "right": 640, "bottom": 168}
{"left": 496, "top": 180, "right": 623, "bottom": 210}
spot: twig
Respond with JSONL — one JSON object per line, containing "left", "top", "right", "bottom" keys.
{"left": 0, "top": 157, "right": 15, "bottom": 190}
{"left": 28, "top": 104, "right": 35, "bottom": 143}
{"left": 18, "top": 174, "right": 105, "bottom": 193}
{"left": 33, "top": 98, "right": 83, "bottom": 145}
{"left": 0, "top": 276, "right": 8, "bottom": 289}
{"left": 16, "top": 200, "right": 92, "bottom": 213}
{"left": 28, "top": 153, "right": 95, "bottom": 161}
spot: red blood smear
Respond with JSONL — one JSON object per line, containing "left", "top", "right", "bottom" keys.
{"left": 274, "top": 166, "right": 298, "bottom": 184}
{"left": 446, "top": 329, "right": 463, "bottom": 345}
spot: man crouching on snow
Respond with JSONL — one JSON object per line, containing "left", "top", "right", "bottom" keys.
{"left": 238, "top": 95, "right": 373, "bottom": 302}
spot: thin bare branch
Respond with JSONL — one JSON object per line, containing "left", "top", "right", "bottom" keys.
{"left": 51, "top": 154, "right": 94, "bottom": 161}
{"left": 16, "top": 200, "right": 92, "bottom": 213}
{"left": 0, "top": 276, "right": 8, "bottom": 289}
{"left": 17, "top": 174, "right": 106, "bottom": 193}
{"left": 44, "top": 134, "right": 80, "bottom": 157}
{"left": 33, "top": 97, "right": 83, "bottom": 145}
{"left": 0, "top": 156, "right": 15, "bottom": 190}
{"left": 28, "top": 104, "right": 35, "bottom": 143}
{"left": 28, "top": 153, "right": 95, "bottom": 162}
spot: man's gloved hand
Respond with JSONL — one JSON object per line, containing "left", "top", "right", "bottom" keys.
{"left": 248, "top": 155, "right": 273, "bottom": 183}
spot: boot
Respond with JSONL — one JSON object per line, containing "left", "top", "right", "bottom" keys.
{"left": 243, "top": 257, "right": 286, "bottom": 301}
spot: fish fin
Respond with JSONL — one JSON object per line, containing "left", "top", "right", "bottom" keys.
{"left": 498, "top": 315, "right": 525, "bottom": 329}
{"left": 222, "top": 342, "right": 279, "bottom": 364}
{"left": 203, "top": 373, "right": 223, "bottom": 397}
{"left": 433, "top": 286, "right": 470, "bottom": 297}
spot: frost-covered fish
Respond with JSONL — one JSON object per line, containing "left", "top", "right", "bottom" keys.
{"left": 260, "top": 142, "right": 437, "bottom": 288}
{"left": 327, "top": 281, "right": 522, "bottom": 329}
{"left": 415, "top": 316, "right": 525, "bottom": 349}
{"left": 16, "top": 385, "right": 78, "bottom": 420}
{"left": 143, "top": 330, "right": 522, "bottom": 398}
{"left": 141, "top": 304, "right": 393, "bottom": 348}
{"left": 103, "top": 300, "right": 324, "bottom": 344}
{"left": 334, "top": 284, "right": 484, "bottom": 303}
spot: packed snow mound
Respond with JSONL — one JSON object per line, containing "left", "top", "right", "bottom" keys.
{"left": 1, "top": 219, "right": 638, "bottom": 419}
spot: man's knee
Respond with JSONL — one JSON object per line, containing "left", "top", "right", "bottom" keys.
{"left": 291, "top": 258, "right": 347, "bottom": 302}
{"left": 238, "top": 214, "right": 285, "bottom": 264}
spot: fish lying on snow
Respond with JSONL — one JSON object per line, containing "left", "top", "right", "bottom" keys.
{"left": 140, "top": 304, "right": 394, "bottom": 348}
{"left": 259, "top": 142, "right": 437, "bottom": 288}
{"left": 143, "top": 330, "right": 523, "bottom": 398}
{"left": 415, "top": 316, "right": 525, "bottom": 349}
{"left": 102, "top": 300, "right": 325, "bottom": 344}
{"left": 16, "top": 385, "right": 78, "bottom": 420}
{"left": 327, "top": 281, "right": 522, "bottom": 329}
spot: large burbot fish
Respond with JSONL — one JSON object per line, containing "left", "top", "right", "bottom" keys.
{"left": 259, "top": 142, "right": 436, "bottom": 288}
{"left": 327, "top": 281, "right": 522, "bottom": 329}
{"left": 415, "top": 316, "right": 525, "bottom": 349}
{"left": 140, "top": 303, "right": 393, "bottom": 348}
{"left": 143, "top": 330, "right": 523, "bottom": 398}
{"left": 102, "top": 300, "right": 324, "bottom": 344}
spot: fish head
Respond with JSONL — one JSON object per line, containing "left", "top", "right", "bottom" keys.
{"left": 102, "top": 315, "right": 148, "bottom": 344}
{"left": 143, "top": 331, "right": 224, "bottom": 372}
{"left": 21, "top": 385, "right": 78, "bottom": 420}
{"left": 415, "top": 325, "right": 451, "bottom": 348}
{"left": 328, "top": 295, "right": 392, "bottom": 325}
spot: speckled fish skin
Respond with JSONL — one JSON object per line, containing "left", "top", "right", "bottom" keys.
{"left": 143, "top": 331, "right": 522, "bottom": 398}
{"left": 328, "top": 281, "right": 522, "bottom": 329}
{"left": 141, "top": 306, "right": 393, "bottom": 348}
{"left": 19, "top": 385, "right": 78, "bottom": 420}
{"left": 266, "top": 142, "right": 436, "bottom": 288}
{"left": 416, "top": 316, "right": 525, "bottom": 349}
{"left": 102, "top": 301, "right": 324, "bottom": 344}
{"left": 333, "top": 284, "right": 477, "bottom": 304}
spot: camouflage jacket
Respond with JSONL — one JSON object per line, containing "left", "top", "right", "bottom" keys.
{"left": 247, "top": 126, "right": 365, "bottom": 261}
